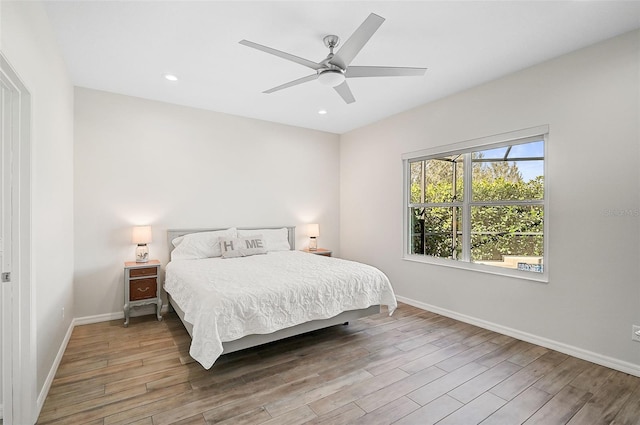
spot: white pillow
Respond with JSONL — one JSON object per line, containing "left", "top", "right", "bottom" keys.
{"left": 219, "top": 236, "right": 268, "bottom": 258}
{"left": 171, "top": 227, "right": 237, "bottom": 260}
{"left": 237, "top": 228, "right": 291, "bottom": 251}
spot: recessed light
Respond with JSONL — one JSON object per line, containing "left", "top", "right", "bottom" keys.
{"left": 318, "top": 109, "right": 328, "bottom": 115}
{"left": 163, "top": 73, "right": 178, "bottom": 82}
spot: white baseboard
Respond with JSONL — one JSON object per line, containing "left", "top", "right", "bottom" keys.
{"left": 396, "top": 295, "right": 640, "bottom": 378}
{"left": 36, "top": 318, "right": 75, "bottom": 420}
{"left": 73, "top": 311, "right": 124, "bottom": 326}
{"left": 74, "top": 304, "right": 170, "bottom": 326}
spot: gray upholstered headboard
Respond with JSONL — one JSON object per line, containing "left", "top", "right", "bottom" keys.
{"left": 166, "top": 226, "right": 296, "bottom": 254}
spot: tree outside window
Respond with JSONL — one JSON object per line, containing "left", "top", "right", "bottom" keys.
{"left": 407, "top": 137, "right": 545, "bottom": 275}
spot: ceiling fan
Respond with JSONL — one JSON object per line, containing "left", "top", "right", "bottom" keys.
{"left": 239, "top": 13, "right": 427, "bottom": 104}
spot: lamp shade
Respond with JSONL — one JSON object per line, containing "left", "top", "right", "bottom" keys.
{"left": 132, "top": 226, "right": 152, "bottom": 245}
{"left": 308, "top": 223, "right": 320, "bottom": 238}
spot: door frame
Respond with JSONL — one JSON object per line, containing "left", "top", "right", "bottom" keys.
{"left": 1, "top": 53, "right": 34, "bottom": 425}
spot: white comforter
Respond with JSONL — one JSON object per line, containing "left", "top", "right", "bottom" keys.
{"left": 164, "top": 250, "right": 397, "bottom": 368}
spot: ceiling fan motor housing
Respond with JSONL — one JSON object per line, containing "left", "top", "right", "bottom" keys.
{"left": 319, "top": 34, "right": 346, "bottom": 87}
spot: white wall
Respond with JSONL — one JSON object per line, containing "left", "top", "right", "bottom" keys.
{"left": 341, "top": 30, "right": 640, "bottom": 371}
{"left": 74, "top": 88, "right": 340, "bottom": 318}
{"left": 1, "top": 0, "right": 75, "bottom": 420}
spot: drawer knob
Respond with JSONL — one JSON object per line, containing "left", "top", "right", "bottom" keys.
{"left": 137, "top": 287, "right": 150, "bottom": 292}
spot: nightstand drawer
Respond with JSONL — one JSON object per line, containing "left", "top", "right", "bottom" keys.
{"left": 130, "top": 278, "right": 157, "bottom": 301}
{"left": 130, "top": 267, "right": 157, "bottom": 278}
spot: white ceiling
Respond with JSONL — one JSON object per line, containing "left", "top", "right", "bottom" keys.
{"left": 44, "top": 1, "right": 640, "bottom": 134}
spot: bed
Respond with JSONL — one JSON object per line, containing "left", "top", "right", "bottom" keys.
{"left": 164, "top": 226, "right": 397, "bottom": 369}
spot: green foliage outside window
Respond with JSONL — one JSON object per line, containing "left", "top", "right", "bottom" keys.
{"left": 410, "top": 146, "right": 544, "bottom": 267}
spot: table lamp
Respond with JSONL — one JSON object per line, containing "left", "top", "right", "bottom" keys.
{"left": 132, "top": 225, "right": 152, "bottom": 263}
{"left": 308, "top": 223, "right": 319, "bottom": 251}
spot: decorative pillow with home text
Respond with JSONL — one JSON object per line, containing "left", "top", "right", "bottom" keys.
{"left": 219, "top": 236, "right": 268, "bottom": 258}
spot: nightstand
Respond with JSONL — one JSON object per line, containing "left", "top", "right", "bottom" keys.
{"left": 301, "top": 248, "right": 332, "bottom": 257}
{"left": 124, "top": 260, "right": 162, "bottom": 327}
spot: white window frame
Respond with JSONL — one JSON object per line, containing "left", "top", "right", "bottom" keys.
{"left": 402, "top": 125, "right": 549, "bottom": 282}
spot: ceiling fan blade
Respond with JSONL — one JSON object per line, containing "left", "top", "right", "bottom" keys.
{"left": 334, "top": 81, "right": 356, "bottom": 104}
{"left": 346, "top": 66, "right": 427, "bottom": 78}
{"left": 240, "top": 40, "right": 323, "bottom": 70}
{"left": 263, "top": 74, "right": 319, "bottom": 94}
{"left": 331, "top": 13, "right": 385, "bottom": 69}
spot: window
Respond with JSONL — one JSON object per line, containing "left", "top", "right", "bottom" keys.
{"left": 403, "top": 126, "right": 548, "bottom": 280}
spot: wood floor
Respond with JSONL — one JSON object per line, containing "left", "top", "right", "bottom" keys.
{"left": 38, "top": 303, "right": 640, "bottom": 425}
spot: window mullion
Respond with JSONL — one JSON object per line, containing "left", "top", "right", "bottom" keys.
{"left": 469, "top": 200, "right": 545, "bottom": 207}
{"left": 462, "top": 153, "right": 472, "bottom": 262}
{"left": 409, "top": 202, "right": 464, "bottom": 208}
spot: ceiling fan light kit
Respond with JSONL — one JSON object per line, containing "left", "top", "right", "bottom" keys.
{"left": 240, "top": 13, "right": 427, "bottom": 104}
{"left": 317, "top": 69, "right": 345, "bottom": 87}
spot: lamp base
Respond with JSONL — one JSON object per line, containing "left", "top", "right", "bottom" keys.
{"left": 309, "top": 237, "right": 317, "bottom": 251}
{"left": 136, "top": 244, "right": 149, "bottom": 263}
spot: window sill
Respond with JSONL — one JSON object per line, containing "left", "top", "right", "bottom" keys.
{"left": 402, "top": 254, "right": 549, "bottom": 283}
